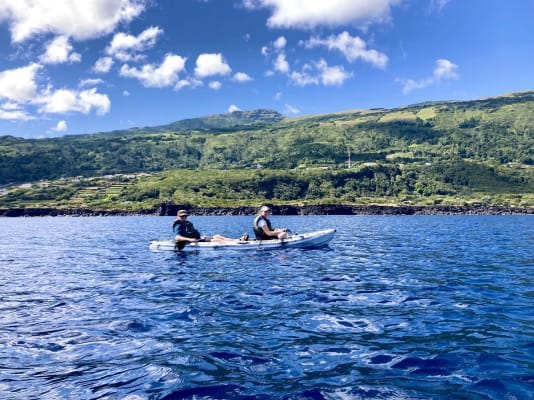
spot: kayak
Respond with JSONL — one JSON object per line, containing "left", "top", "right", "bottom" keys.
{"left": 149, "top": 228, "right": 335, "bottom": 252}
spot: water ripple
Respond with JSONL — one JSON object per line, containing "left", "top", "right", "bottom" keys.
{"left": 1, "top": 215, "right": 533, "bottom": 399}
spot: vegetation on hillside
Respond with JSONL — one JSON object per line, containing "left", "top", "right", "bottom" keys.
{"left": 1, "top": 91, "right": 533, "bottom": 209}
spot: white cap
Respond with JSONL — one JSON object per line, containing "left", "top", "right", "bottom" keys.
{"left": 260, "top": 205, "right": 271, "bottom": 212}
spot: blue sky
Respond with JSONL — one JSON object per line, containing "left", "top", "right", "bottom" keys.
{"left": 0, "top": 0, "right": 532, "bottom": 138}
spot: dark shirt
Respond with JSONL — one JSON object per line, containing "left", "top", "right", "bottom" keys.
{"left": 173, "top": 220, "right": 201, "bottom": 239}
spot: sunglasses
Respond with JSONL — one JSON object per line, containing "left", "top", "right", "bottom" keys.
{"left": 179, "top": 214, "right": 188, "bottom": 218}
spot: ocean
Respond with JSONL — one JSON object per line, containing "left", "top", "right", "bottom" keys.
{"left": 1, "top": 215, "right": 533, "bottom": 399}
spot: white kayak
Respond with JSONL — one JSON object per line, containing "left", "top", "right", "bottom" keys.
{"left": 149, "top": 228, "right": 335, "bottom": 252}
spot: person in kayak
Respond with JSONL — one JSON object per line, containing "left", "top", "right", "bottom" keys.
{"left": 173, "top": 210, "right": 248, "bottom": 243}
{"left": 252, "top": 205, "right": 289, "bottom": 240}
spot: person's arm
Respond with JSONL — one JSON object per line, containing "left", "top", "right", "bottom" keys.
{"left": 261, "top": 225, "right": 286, "bottom": 237}
{"left": 175, "top": 234, "right": 198, "bottom": 243}
{"left": 174, "top": 223, "right": 201, "bottom": 242}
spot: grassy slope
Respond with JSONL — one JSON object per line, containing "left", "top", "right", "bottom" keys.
{"left": 1, "top": 91, "right": 533, "bottom": 209}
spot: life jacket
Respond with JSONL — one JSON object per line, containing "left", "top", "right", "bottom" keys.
{"left": 253, "top": 215, "right": 273, "bottom": 240}
{"left": 172, "top": 219, "right": 201, "bottom": 239}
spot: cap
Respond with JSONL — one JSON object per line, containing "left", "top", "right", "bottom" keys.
{"left": 260, "top": 206, "right": 271, "bottom": 213}
{"left": 177, "top": 209, "right": 189, "bottom": 216}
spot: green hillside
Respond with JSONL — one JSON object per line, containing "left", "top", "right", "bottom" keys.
{"left": 1, "top": 91, "right": 533, "bottom": 210}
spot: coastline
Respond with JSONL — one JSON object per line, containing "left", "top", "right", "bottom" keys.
{"left": 1, "top": 203, "right": 533, "bottom": 217}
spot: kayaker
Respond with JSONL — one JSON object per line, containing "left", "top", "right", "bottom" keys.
{"left": 173, "top": 210, "right": 248, "bottom": 243}
{"left": 252, "top": 205, "right": 289, "bottom": 240}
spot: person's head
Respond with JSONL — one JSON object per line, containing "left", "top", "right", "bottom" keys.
{"left": 177, "top": 209, "right": 189, "bottom": 220}
{"left": 259, "top": 205, "right": 271, "bottom": 216}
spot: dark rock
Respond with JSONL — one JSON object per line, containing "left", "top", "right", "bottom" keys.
{"left": 1, "top": 204, "right": 532, "bottom": 217}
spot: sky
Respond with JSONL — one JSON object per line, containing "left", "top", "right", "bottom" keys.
{"left": 0, "top": 0, "right": 532, "bottom": 139}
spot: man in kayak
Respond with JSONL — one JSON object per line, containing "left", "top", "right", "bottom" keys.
{"left": 252, "top": 206, "right": 289, "bottom": 240}
{"left": 173, "top": 210, "right": 248, "bottom": 243}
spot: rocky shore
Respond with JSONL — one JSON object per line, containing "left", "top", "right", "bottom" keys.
{"left": 1, "top": 203, "right": 533, "bottom": 217}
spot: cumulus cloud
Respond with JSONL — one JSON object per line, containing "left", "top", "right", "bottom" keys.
{"left": 273, "top": 36, "right": 287, "bottom": 49}
{"left": 0, "top": 62, "right": 111, "bottom": 119}
{"left": 273, "top": 53, "right": 290, "bottom": 74}
{"left": 243, "top": 0, "right": 400, "bottom": 29}
{"left": 433, "top": 58, "right": 459, "bottom": 80}
{"left": 289, "top": 70, "right": 318, "bottom": 86}
{"left": 302, "top": 31, "right": 388, "bottom": 68}
{"left": 0, "top": 63, "right": 41, "bottom": 102}
{"left": 0, "top": 0, "right": 146, "bottom": 43}
{"left": 397, "top": 58, "right": 459, "bottom": 94}
{"left": 280, "top": 58, "right": 351, "bottom": 87}
{"left": 40, "top": 35, "right": 81, "bottom": 64}
{"left": 208, "top": 81, "right": 222, "bottom": 90}
{"left": 174, "top": 77, "right": 203, "bottom": 91}
{"left": 316, "top": 59, "right": 351, "bottom": 85}
{"left": 38, "top": 87, "right": 111, "bottom": 115}
{"left": 106, "top": 26, "right": 163, "bottom": 61}
{"left": 93, "top": 57, "right": 114, "bottom": 73}
{"left": 194, "top": 53, "right": 232, "bottom": 78}
{"left": 54, "top": 120, "right": 68, "bottom": 132}
{"left": 0, "top": 101, "right": 33, "bottom": 120}
{"left": 233, "top": 72, "right": 252, "bottom": 82}
{"left": 120, "top": 53, "right": 187, "bottom": 87}
{"left": 228, "top": 104, "right": 241, "bottom": 112}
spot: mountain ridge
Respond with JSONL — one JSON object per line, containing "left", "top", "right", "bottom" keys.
{"left": 0, "top": 89, "right": 533, "bottom": 186}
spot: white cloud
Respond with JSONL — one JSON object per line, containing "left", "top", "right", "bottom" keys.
{"left": 284, "top": 103, "right": 300, "bottom": 114}
{"left": 273, "top": 36, "right": 287, "bottom": 49}
{"left": 228, "top": 104, "right": 241, "bottom": 112}
{"left": 123, "top": 90, "right": 130, "bottom": 96}
{"left": 40, "top": 35, "right": 81, "bottom": 64}
{"left": 54, "top": 120, "right": 68, "bottom": 132}
{"left": 0, "top": 0, "right": 146, "bottom": 43}
{"left": 79, "top": 78, "right": 104, "bottom": 88}
{"left": 194, "top": 53, "right": 232, "bottom": 78}
{"left": 286, "top": 59, "right": 351, "bottom": 87}
{"left": 174, "top": 80, "right": 189, "bottom": 90}
{"left": 261, "top": 46, "right": 269, "bottom": 56}
{"left": 273, "top": 53, "right": 290, "bottom": 73}
{"left": 433, "top": 59, "right": 459, "bottom": 80}
{"left": 174, "top": 77, "right": 203, "bottom": 91}
{"left": 93, "top": 57, "right": 114, "bottom": 73}
{"left": 302, "top": 31, "right": 388, "bottom": 68}
{"left": 398, "top": 78, "right": 432, "bottom": 94}
{"left": 106, "top": 26, "right": 163, "bottom": 61}
{"left": 0, "top": 63, "right": 41, "bottom": 102}
{"left": 243, "top": 0, "right": 400, "bottom": 29}
{"left": 0, "top": 101, "right": 33, "bottom": 120}
{"left": 289, "top": 70, "right": 318, "bottom": 86}
{"left": 0, "top": 101, "right": 22, "bottom": 111}
{"left": 208, "top": 81, "right": 222, "bottom": 90}
{"left": 0, "top": 62, "right": 111, "bottom": 119}
{"left": 316, "top": 59, "right": 352, "bottom": 85}
{"left": 274, "top": 92, "right": 282, "bottom": 101}
{"left": 233, "top": 72, "right": 252, "bottom": 82}
{"left": 120, "top": 53, "right": 187, "bottom": 87}
{"left": 398, "top": 58, "right": 459, "bottom": 94}
{"left": 38, "top": 87, "right": 111, "bottom": 115}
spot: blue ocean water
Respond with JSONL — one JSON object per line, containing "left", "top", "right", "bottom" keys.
{"left": 0, "top": 215, "right": 533, "bottom": 400}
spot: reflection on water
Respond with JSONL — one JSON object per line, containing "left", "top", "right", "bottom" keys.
{"left": 0, "top": 215, "right": 533, "bottom": 399}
